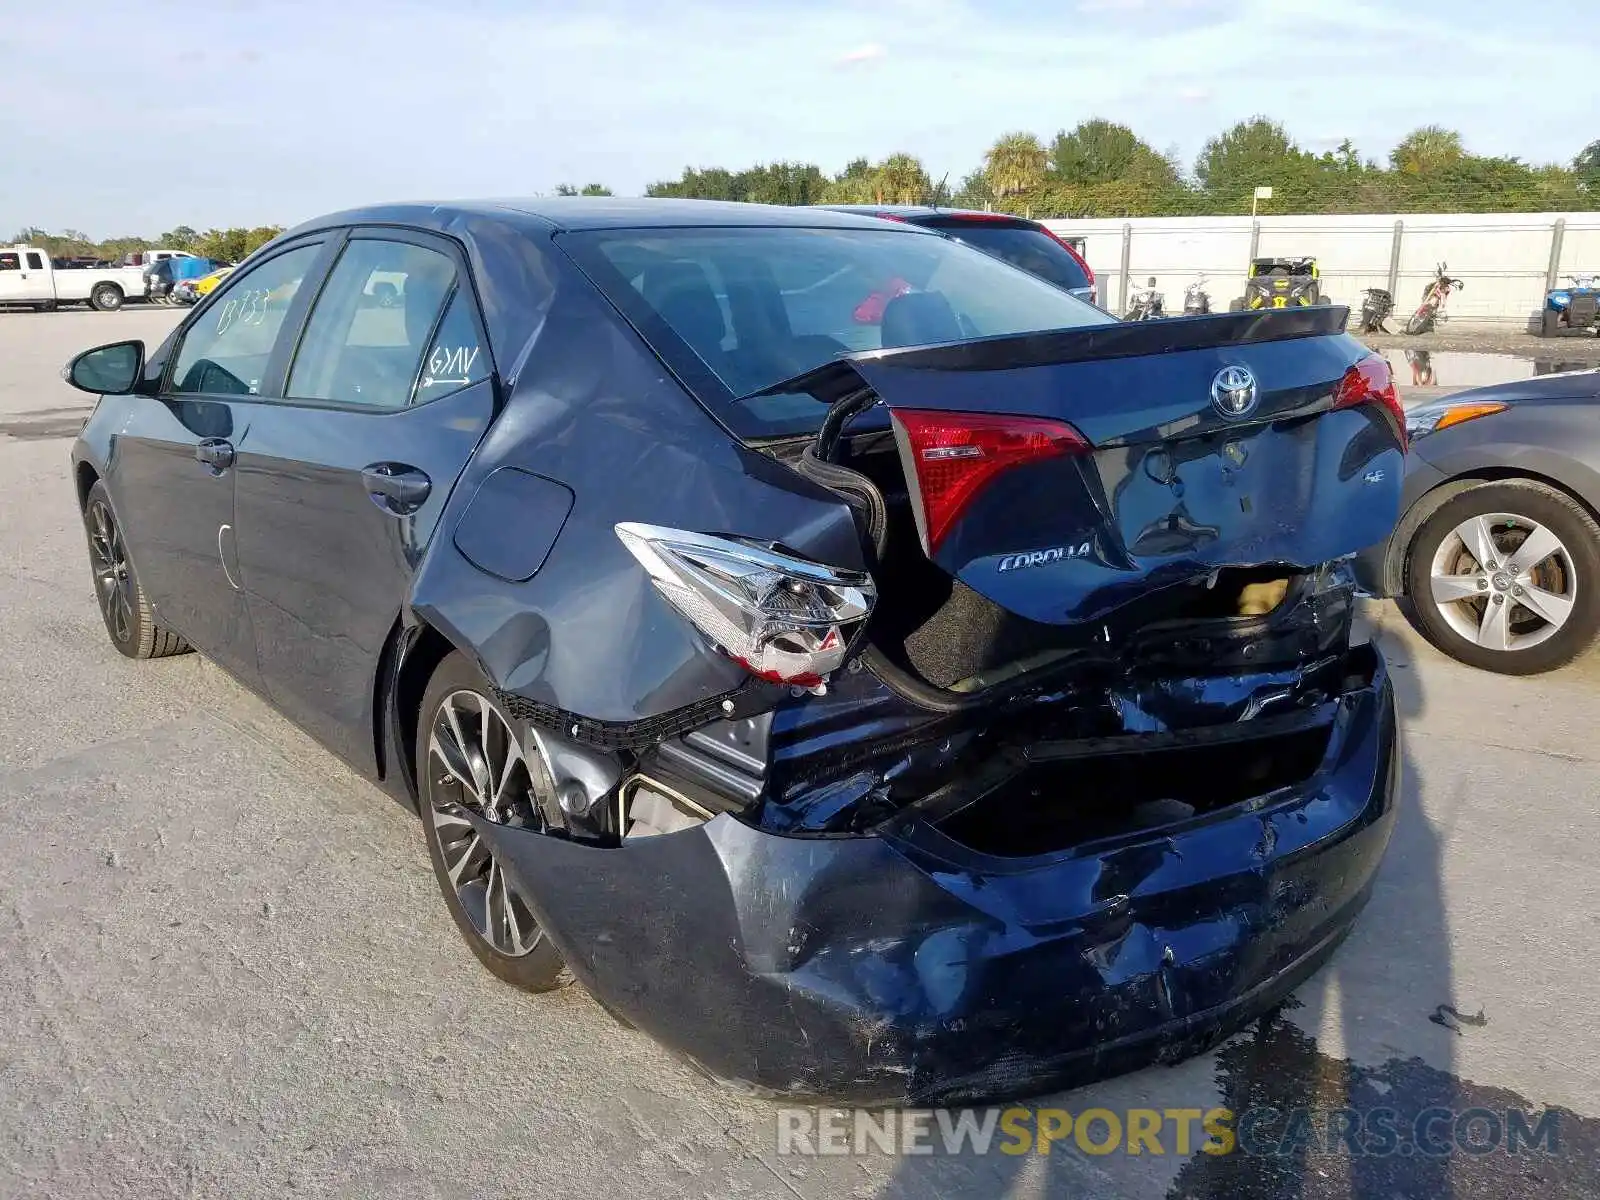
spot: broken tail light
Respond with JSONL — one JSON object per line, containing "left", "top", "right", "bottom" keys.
{"left": 891, "top": 410, "right": 1092, "bottom": 555}
{"left": 615, "top": 523, "right": 875, "bottom": 689}
{"left": 1332, "top": 356, "right": 1407, "bottom": 451}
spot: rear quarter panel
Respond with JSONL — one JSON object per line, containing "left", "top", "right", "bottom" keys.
{"left": 406, "top": 247, "right": 864, "bottom": 726}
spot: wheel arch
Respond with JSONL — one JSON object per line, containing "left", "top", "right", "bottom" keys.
{"left": 74, "top": 459, "right": 101, "bottom": 511}
{"left": 1390, "top": 466, "right": 1600, "bottom": 598}
{"left": 375, "top": 615, "right": 479, "bottom": 813}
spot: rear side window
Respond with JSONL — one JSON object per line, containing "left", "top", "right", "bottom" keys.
{"left": 413, "top": 289, "right": 490, "bottom": 404}
{"left": 25, "top": 252, "right": 43, "bottom": 270}
{"left": 286, "top": 239, "right": 459, "bottom": 409}
{"left": 923, "top": 220, "right": 1089, "bottom": 293}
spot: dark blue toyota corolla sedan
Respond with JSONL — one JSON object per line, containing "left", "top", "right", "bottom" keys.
{"left": 66, "top": 199, "right": 1404, "bottom": 1104}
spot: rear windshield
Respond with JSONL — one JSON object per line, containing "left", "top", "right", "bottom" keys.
{"left": 561, "top": 226, "right": 1113, "bottom": 438}
{"left": 921, "top": 220, "right": 1090, "bottom": 294}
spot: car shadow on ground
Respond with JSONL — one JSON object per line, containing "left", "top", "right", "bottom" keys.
{"left": 872, "top": 618, "right": 1467, "bottom": 1199}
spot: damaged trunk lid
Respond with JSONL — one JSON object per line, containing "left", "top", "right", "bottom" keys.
{"left": 785, "top": 308, "right": 1406, "bottom": 625}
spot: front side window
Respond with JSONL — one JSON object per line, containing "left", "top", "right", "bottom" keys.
{"left": 286, "top": 239, "right": 459, "bottom": 408}
{"left": 169, "top": 244, "right": 321, "bottom": 396}
{"left": 0, "top": 253, "right": 18, "bottom": 271}
{"left": 563, "top": 226, "right": 1112, "bottom": 437}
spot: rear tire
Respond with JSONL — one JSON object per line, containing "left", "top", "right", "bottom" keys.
{"left": 1541, "top": 309, "right": 1562, "bottom": 338}
{"left": 81, "top": 482, "right": 191, "bottom": 660}
{"left": 417, "top": 652, "right": 569, "bottom": 993}
{"left": 1404, "top": 480, "right": 1600, "bottom": 675}
{"left": 90, "top": 283, "right": 124, "bottom": 312}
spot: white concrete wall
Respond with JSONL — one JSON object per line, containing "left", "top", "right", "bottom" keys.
{"left": 1043, "top": 212, "right": 1600, "bottom": 326}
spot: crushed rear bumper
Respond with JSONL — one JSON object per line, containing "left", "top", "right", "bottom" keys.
{"left": 475, "top": 647, "right": 1398, "bottom": 1106}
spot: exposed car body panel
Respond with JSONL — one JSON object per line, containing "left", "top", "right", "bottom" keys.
{"left": 792, "top": 313, "right": 1401, "bottom": 624}
{"left": 476, "top": 648, "right": 1395, "bottom": 1105}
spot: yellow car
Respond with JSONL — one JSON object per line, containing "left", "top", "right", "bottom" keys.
{"left": 194, "top": 266, "right": 234, "bottom": 298}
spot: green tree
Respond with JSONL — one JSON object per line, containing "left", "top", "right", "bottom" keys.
{"left": 736, "top": 162, "right": 827, "bottom": 205}
{"left": 646, "top": 167, "right": 743, "bottom": 200}
{"left": 579, "top": 183, "right": 613, "bottom": 196}
{"left": 159, "top": 225, "right": 199, "bottom": 251}
{"left": 1194, "top": 117, "right": 1316, "bottom": 208}
{"left": 875, "top": 153, "right": 932, "bottom": 204}
{"left": 1390, "top": 126, "right": 1464, "bottom": 175}
{"left": 192, "top": 226, "right": 284, "bottom": 263}
{"left": 1574, "top": 140, "right": 1600, "bottom": 193}
{"left": 820, "top": 157, "right": 879, "bottom": 204}
{"left": 984, "top": 132, "right": 1048, "bottom": 199}
{"left": 949, "top": 169, "right": 993, "bottom": 210}
{"left": 1049, "top": 119, "right": 1178, "bottom": 188}
{"left": 554, "top": 183, "right": 579, "bottom": 196}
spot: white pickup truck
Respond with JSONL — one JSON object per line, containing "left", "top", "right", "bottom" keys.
{"left": 0, "top": 246, "right": 149, "bottom": 312}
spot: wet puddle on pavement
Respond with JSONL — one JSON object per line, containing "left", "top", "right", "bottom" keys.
{"left": 1379, "top": 350, "right": 1596, "bottom": 396}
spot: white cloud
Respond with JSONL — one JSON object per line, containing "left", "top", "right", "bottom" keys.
{"left": 835, "top": 43, "right": 887, "bottom": 65}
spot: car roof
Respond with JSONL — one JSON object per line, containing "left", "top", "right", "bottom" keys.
{"left": 289, "top": 198, "right": 936, "bottom": 237}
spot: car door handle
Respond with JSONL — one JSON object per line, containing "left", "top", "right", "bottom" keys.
{"left": 362, "top": 463, "right": 431, "bottom": 516}
{"left": 196, "top": 438, "right": 234, "bottom": 472}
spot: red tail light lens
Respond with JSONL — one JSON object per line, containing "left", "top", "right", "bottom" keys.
{"left": 892, "top": 410, "right": 1091, "bottom": 554}
{"left": 1333, "top": 355, "right": 1407, "bottom": 450}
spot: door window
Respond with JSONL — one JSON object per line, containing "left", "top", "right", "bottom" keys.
{"left": 169, "top": 244, "right": 322, "bottom": 396}
{"left": 286, "top": 239, "right": 462, "bottom": 409}
{"left": 0, "top": 253, "right": 18, "bottom": 271}
{"left": 25, "top": 252, "right": 43, "bottom": 270}
{"left": 412, "top": 289, "right": 490, "bottom": 404}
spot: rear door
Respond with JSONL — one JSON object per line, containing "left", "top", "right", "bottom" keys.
{"left": 232, "top": 229, "right": 495, "bottom": 773}
{"left": 810, "top": 310, "right": 1405, "bottom": 625}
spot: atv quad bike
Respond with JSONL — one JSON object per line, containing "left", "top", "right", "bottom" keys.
{"left": 1229, "top": 257, "right": 1329, "bottom": 312}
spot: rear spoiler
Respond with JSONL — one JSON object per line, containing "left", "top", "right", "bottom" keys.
{"left": 753, "top": 306, "right": 1352, "bottom": 403}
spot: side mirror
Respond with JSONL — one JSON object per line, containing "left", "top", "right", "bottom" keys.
{"left": 64, "top": 340, "right": 145, "bottom": 395}
{"left": 1146, "top": 276, "right": 1157, "bottom": 287}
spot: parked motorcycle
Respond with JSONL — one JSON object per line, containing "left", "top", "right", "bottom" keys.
{"left": 1536, "top": 274, "right": 1600, "bottom": 338}
{"left": 1182, "top": 275, "right": 1212, "bottom": 316}
{"left": 1355, "top": 287, "right": 1395, "bottom": 334}
{"left": 1125, "top": 276, "right": 1165, "bottom": 321}
{"left": 1405, "top": 262, "right": 1463, "bottom": 335}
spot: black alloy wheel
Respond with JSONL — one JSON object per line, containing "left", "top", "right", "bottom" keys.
{"left": 418, "top": 652, "right": 568, "bottom": 991}
{"left": 81, "top": 481, "right": 190, "bottom": 660}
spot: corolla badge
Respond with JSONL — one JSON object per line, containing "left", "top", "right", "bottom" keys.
{"left": 1211, "top": 365, "right": 1259, "bottom": 419}
{"left": 998, "top": 542, "right": 1092, "bottom": 572}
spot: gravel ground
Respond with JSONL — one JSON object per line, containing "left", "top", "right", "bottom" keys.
{"left": 2, "top": 309, "right": 1598, "bottom": 1199}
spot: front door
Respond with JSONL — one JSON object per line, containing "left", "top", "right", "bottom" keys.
{"left": 106, "top": 240, "right": 329, "bottom": 685}
{"left": 232, "top": 231, "right": 495, "bottom": 773}
{"left": 0, "top": 250, "right": 32, "bottom": 302}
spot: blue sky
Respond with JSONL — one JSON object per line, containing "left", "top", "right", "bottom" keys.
{"left": 1, "top": 0, "right": 1586, "bottom": 236}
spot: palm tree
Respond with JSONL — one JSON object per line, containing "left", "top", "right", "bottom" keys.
{"left": 877, "top": 153, "right": 931, "bottom": 204}
{"left": 1390, "top": 126, "right": 1464, "bottom": 175}
{"left": 984, "top": 132, "right": 1048, "bottom": 199}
